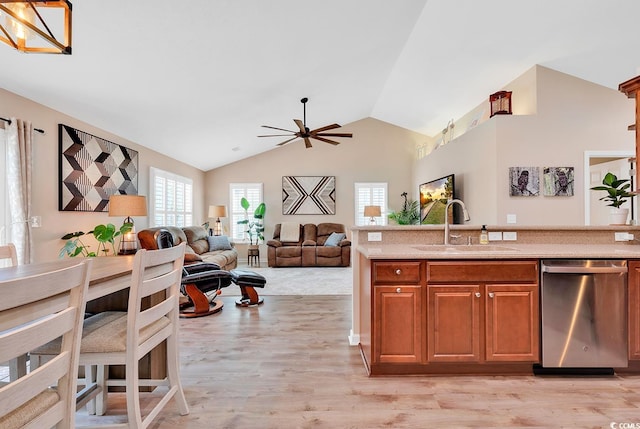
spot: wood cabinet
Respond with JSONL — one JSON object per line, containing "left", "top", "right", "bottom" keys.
{"left": 372, "top": 261, "right": 423, "bottom": 364}
{"left": 627, "top": 260, "right": 640, "bottom": 360}
{"left": 426, "top": 261, "right": 539, "bottom": 364}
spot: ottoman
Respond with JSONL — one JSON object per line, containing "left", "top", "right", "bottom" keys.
{"left": 230, "top": 269, "right": 267, "bottom": 307}
{"left": 180, "top": 262, "right": 232, "bottom": 318}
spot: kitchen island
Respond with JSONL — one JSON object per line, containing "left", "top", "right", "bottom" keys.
{"left": 351, "top": 225, "right": 640, "bottom": 376}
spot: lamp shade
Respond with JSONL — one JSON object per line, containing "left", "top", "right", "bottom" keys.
{"left": 364, "top": 205, "right": 382, "bottom": 217}
{"left": 208, "top": 205, "right": 227, "bottom": 218}
{"left": 108, "top": 195, "right": 148, "bottom": 217}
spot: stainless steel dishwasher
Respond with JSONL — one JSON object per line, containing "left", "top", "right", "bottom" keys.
{"left": 540, "top": 259, "right": 628, "bottom": 369}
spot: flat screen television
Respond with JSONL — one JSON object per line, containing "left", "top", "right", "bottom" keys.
{"left": 419, "top": 174, "right": 455, "bottom": 224}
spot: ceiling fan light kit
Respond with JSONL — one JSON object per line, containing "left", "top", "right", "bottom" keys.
{"left": 259, "top": 97, "right": 353, "bottom": 148}
{"left": 0, "top": 0, "right": 72, "bottom": 54}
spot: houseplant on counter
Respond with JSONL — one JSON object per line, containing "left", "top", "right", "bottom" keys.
{"left": 388, "top": 192, "right": 420, "bottom": 225}
{"left": 590, "top": 172, "right": 637, "bottom": 225}
{"left": 237, "top": 197, "right": 266, "bottom": 246}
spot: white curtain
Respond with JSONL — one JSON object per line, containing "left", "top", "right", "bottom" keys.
{"left": 6, "top": 118, "right": 34, "bottom": 264}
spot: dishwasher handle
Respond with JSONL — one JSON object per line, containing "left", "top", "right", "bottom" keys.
{"left": 542, "top": 265, "right": 628, "bottom": 274}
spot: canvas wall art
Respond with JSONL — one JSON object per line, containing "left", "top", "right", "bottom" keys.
{"left": 59, "top": 124, "right": 139, "bottom": 212}
{"left": 543, "top": 167, "right": 575, "bottom": 196}
{"left": 282, "top": 176, "right": 335, "bottom": 215}
{"left": 509, "top": 167, "right": 539, "bottom": 196}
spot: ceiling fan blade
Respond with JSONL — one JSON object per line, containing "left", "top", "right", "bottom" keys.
{"left": 258, "top": 133, "right": 296, "bottom": 137}
{"left": 312, "top": 135, "right": 340, "bottom": 146}
{"left": 315, "top": 132, "right": 353, "bottom": 138}
{"left": 294, "top": 119, "right": 306, "bottom": 134}
{"left": 277, "top": 136, "right": 300, "bottom": 146}
{"left": 304, "top": 137, "right": 313, "bottom": 148}
{"left": 262, "top": 125, "right": 297, "bottom": 133}
{"left": 310, "top": 123, "right": 341, "bottom": 133}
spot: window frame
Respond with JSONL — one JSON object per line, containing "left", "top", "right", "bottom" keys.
{"left": 354, "top": 182, "right": 388, "bottom": 226}
{"left": 229, "top": 183, "right": 263, "bottom": 242}
{"left": 149, "top": 166, "right": 193, "bottom": 228}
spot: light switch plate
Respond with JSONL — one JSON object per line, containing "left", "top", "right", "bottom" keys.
{"left": 488, "top": 231, "right": 502, "bottom": 241}
{"left": 615, "top": 232, "right": 633, "bottom": 241}
{"left": 368, "top": 232, "right": 382, "bottom": 242}
{"left": 503, "top": 231, "right": 518, "bottom": 241}
{"left": 506, "top": 214, "right": 517, "bottom": 224}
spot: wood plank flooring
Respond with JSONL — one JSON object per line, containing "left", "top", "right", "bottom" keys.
{"left": 76, "top": 295, "right": 640, "bottom": 428}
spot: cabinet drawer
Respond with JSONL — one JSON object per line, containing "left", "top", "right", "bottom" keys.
{"left": 427, "top": 260, "right": 538, "bottom": 283}
{"left": 373, "top": 261, "right": 422, "bottom": 284}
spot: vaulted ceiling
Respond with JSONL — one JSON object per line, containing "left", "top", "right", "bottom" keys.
{"left": 1, "top": 0, "right": 639, "bottom": 171}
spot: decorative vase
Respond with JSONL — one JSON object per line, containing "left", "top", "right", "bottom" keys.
{"left": 609, "top": 208, "right": 629, "bottom": 225}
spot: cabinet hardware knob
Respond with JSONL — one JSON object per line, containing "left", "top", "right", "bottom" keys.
{"left": 395, "top": 269, "right": 402, "bottom": 275}
{"left": 489, "top": 292, "right": 495, "bottom": 298}
{"left": 475, "top": 292, "right": 481, "bottom": 298}
{"left": 396, "top": 288, "right": 401, "bottom": 293}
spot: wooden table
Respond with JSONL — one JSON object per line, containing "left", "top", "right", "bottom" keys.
{"left": 1, "top": 256, "right": 165, "bottom": 383}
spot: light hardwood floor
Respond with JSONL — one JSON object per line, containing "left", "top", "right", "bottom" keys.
{"left": 76, "top": 295, "right": 640, "bottom": 429}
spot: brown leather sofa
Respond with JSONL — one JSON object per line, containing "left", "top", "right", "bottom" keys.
{"left": 138, "top": 226, "right": 238, "bottom": 271}
{"left": 267, "top": 223, "right": 351, "bottom": 267}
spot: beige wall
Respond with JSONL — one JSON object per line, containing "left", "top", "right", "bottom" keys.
{"left": 0, "top": 88, "right": 205, "bottom": 263}
{"left": 414, "top": 65, "right": 635, "bottom": 226}
{"left": 205, "top": 117, "right": 424, "bottom": 243}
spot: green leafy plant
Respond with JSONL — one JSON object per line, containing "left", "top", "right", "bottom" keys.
{"left": 590, "top": 172, "right": 637, "bottom": 208}
{"left": 388, "top": 192, "right": 420, "bottom": 225}
{"left": 237, "top": 198, "right": 266, "bottom": 245}
{"left": 59, "top": 222, "right": 133, "bottom": 258}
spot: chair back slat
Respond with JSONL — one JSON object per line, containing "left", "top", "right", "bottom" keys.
{"left": 0, "top": 243, "right": 18, "bottom": 267}
{"left": 0, "top": 258, "right": 92, "bottom": 429}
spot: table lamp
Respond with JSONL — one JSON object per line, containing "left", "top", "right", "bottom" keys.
{"left": 364, "top": 205, "right": 381, "bottom": 225}
{"left": 208, "top": 205, "right": 227, "bottom": 236}
{"left": 108, "top": 194, "right": 148, "bottom": 255}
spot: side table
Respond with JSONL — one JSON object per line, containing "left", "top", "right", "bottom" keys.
{"left": 247, "top": 246, "right": 260, "bottom": 267}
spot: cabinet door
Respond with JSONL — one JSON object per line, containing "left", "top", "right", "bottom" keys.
{"left": 428, "top": 285, "right": 481, "bottom": 362}
{"left": 629, "top": 261, "right": 640, "bottom": 360}
{"left": 373, "top": 285, "right": 423, "bottom": 364}
{"left": 485, "top": 284, "right": 539, "bottom": 362}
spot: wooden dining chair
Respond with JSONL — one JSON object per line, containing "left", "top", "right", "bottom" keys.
{"left": 0, "top": 243, "right": 23, "bottom": 380}
{"left": 0, "top": 258, "right": 92, "bottom": 429}
{"left": 34, "top": 243, "right": 190, "bottom": 428}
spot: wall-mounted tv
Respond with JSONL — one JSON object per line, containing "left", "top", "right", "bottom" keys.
{"left": 419, "top": 174, "right": 455, "bottom": 224}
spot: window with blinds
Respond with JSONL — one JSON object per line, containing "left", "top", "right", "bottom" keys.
{"left": 150, "top": 167, "right": 193, "bottom": 227}
{"left": 230, "top": 183, "right": 263, "bottom": 241}
{"left": 355, "top": 182, "right": 388, "bottom": 226}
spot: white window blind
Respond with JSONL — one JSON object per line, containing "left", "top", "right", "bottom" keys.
{"left": 230, "top": 183, "right": 263, "bottom": 241}
{"left": 150, "top": 167, "right": 193, "bottom": 227}
{"left": 355, "top": 182, "right": 388, "bottom": 226}
{"left": 0, "top": 128, "right": 6, "bottom": 250}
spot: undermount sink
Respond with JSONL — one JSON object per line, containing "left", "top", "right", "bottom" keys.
{"left": 412, "top": 245, "right": 519, "bottom": 253}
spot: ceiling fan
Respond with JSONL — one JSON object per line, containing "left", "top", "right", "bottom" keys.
{"left": 259, "top": 97, "right": 353, "bottom": 148}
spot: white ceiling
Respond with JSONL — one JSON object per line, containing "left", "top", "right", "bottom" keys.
{"left": 1, "top": 0, "right": 640, "bottom": 171}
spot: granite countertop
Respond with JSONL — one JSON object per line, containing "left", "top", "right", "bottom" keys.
{"left": 357, "top": 243, "right": 640, "bottom": 260}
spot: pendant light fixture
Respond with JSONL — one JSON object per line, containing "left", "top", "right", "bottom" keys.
{"left": 0, "top": 1, "right": 72, "bottom": 54}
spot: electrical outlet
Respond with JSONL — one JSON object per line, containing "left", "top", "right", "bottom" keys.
{"left": 506, "top": 214, "right": 517, "bottom": 224}
{"left": 488, "top": 231, "right": 502, "bottom": 241}
{"left": 503, "top": 231, "right": 518, "bottom": 241}
{"left": 615, "top": 232, "right": 634, "bottom": 241}
{"left": 368, "top": 232, "right": 382, "bottom": 242}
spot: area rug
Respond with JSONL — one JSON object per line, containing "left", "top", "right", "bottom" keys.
{"left": 225, "top": 264, "right": 353, "bottom": 296}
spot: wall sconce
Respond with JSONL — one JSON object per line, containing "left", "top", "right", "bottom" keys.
{"left": 364, "top": 205, "right": 382, "bottom": 225}
{"left": 208, "top": 205, "right": 227, "bottom": 236}
{"left": 0, "top": 1, "right": 72, "bottom": 54}
{"left": 109, "top": 195, "right": 147, "bottom": 255}
{"left": 490, "top": 91, "right": 512, "bottom": 117}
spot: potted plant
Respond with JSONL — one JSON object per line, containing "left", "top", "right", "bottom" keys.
{"left": 388, "top": 192, "right": 420, "bottom": 225}
{"left": 590, "top": 172, "right": 637, "bottom": 225}
{"left": 59, "top": 222, "right": 133, "bottom": 257}
{"left": 237, "top": 197, "right": 266, "bottom": 246}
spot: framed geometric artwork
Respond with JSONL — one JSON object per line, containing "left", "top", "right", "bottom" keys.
{"left": 282, "top": 176, "right": 335, "bottom": 215}
{"left": 58, "top": 124, "right": 139, "bottom": 212}
{"left": 543, "top": 166, "right": 574, "bottom": 196}
{"left": 509, "top": 167, "right": 539, "bottom": 196}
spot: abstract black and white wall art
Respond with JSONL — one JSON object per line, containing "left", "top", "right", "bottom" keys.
{"left": 282, "top": 176, "right": 335, "bottom": 215}
{"left": 59, "top": 124, "right": 139, "bottom": 212}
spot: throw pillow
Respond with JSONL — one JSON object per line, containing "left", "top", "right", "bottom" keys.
{"left": 207, "top": 235, "right": 233, "bottom": 251}
{"left": 324, "top": 232, "right": 346, "bottom": 247}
